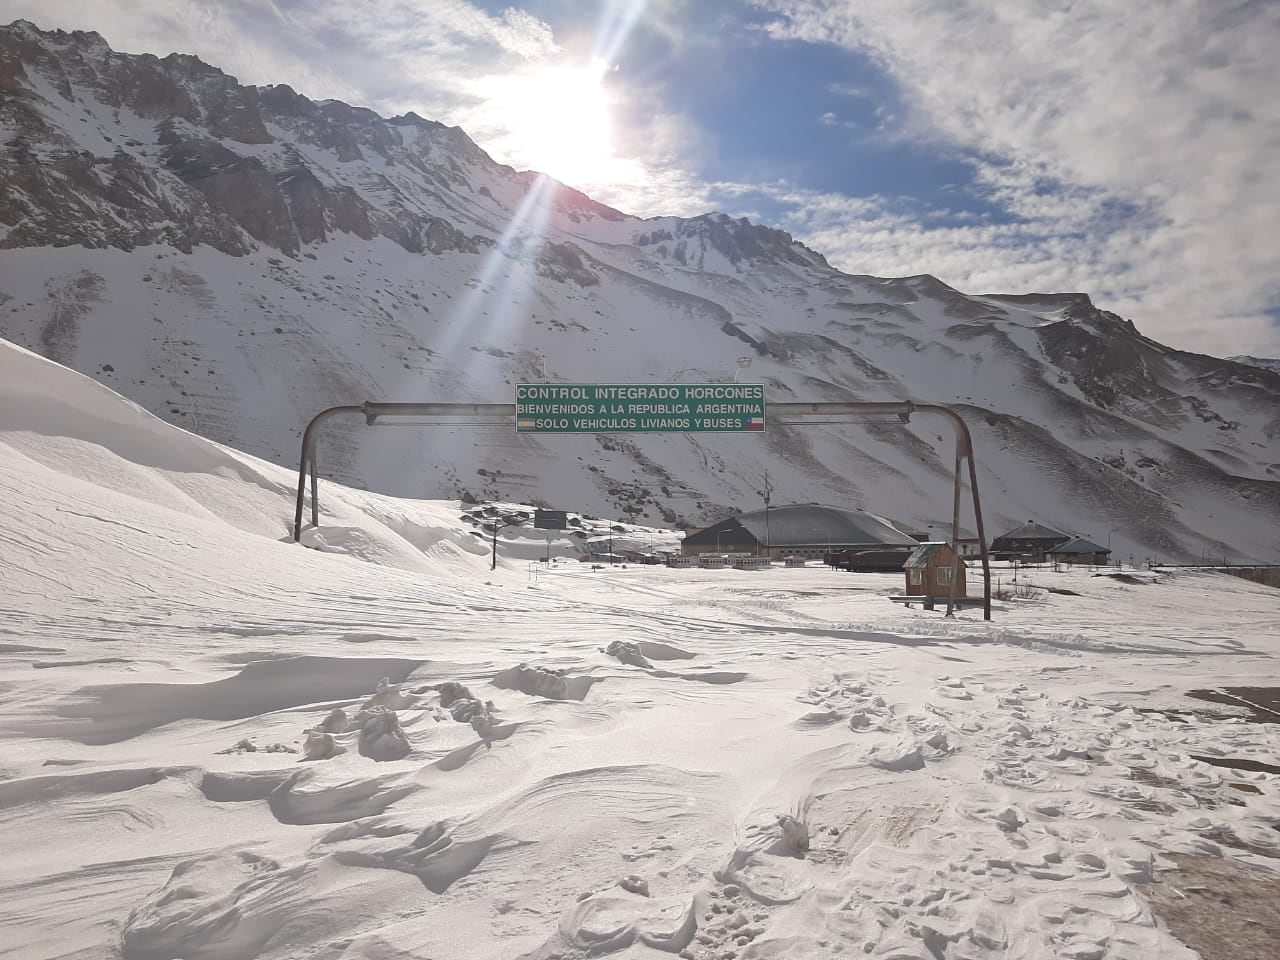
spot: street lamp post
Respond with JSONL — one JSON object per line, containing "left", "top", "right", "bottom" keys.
{"left": 490, "top": 513, "right": 527, "bottom": 570}
{"left": 762, "top": 469, "right": 772, "bottom": 560}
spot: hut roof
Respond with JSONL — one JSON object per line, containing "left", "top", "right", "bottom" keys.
{"left": 1050, "top": 537, "right": 1111, "bottom": 555}
{"left": 903, "top": 541, "right": 963, "bottom": 568}
{"left": 993, "top": 521, "right": 1071, "bottom": 542}
{"left": 890, "top": 520, "right": 979, "bottom": 541}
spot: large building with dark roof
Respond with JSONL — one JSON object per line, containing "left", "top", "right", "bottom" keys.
{"left": 681, "top": 504, "right": 918, "bottom": 560}
{"left": 990, "top": 521, "right": 1073, "bottom": 561}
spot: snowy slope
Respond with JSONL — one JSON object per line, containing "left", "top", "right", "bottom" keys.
{"left": 1, "top": 20, "right": 1279, "bottom": 563}
{"left": 3, "top": 288, "right": 1280, "bottom": 960}
{"left": 1230, "top": 355, "right": 1280, "bottom": 376}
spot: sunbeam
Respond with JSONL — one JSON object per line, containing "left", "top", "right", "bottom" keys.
{"left": 439, "top": 173, "right": 557, "bottom": 364}
{"left": 593, "top": 0, "right": 648, "bottom": 66}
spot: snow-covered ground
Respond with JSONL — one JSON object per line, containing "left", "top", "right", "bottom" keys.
{"left": 2, "top": 336, "right": 1279, "bottom": 960}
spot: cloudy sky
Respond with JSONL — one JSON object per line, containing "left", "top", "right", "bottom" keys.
{"left": 10, "top": 0, "right": 1280, "bottom": 358}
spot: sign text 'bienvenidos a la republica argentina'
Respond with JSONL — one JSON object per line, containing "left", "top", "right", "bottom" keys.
{"left": 515, "top": 383, "right": 765, "bottom": 433}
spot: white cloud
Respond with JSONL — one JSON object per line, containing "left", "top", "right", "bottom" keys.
{"left": 753, "top": 0, "right": 1280, "bottom": 356}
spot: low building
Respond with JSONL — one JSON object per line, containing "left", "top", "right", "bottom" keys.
{"left": 903, "top": 542, "right": 967, "bottom": 599}
{"left": 990, "top": 521, "right": 1073, "bottom": 562}
{"left": 682, "top": 504, "right": 918, "bottom": 560}
{"left": 1049, "top": 537, "right": 1111, "bottom": 566}
{"left": 825, "top": 547, "right": 917, "bottom": 572}
{"left": 583, "top": 551, "right": 626, "bottom": 564}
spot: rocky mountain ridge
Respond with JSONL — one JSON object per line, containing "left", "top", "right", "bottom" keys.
{"left": 1230, "top": 355, "right": 1280, "bottom": 376}
{"left": 2, "top": 20, "right": 1278, "bottom": 562}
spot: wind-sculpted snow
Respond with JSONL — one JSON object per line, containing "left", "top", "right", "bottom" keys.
{"left": 32, "top": 656, "right": 424, "bottom": 744}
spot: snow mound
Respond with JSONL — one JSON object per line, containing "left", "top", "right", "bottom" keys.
{"left": 492, "top": 663, "right": 599, "bottom": 701}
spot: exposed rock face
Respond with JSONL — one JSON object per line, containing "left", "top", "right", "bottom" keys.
{"left": 2, "top": 19, "right": 1279, "bottom": 563}
{"left": 0, "top": 20, "right": 522, "bottom": 259}
{"left": 637, "top": 213, "right": 829, "bottom": 270}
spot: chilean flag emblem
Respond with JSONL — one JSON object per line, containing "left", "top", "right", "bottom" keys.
{"left": 745, "top": 416, "right": 765, "bottom": 431}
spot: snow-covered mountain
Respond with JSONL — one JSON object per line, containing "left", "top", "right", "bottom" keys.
{"left": 1230, "top": 355, "right": 1280, "bottom": 376}
{"left": 2, "top": 20, "right": 1278, "bottom": 562}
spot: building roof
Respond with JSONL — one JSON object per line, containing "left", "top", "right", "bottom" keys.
{"left": 992, "top": 521, "right": 1071, "bottom": 542}
{"left": 1050, "top": 537, "right": 1111, "bottom": 555}
{"left": 888, "top": 519, "right": 979, "bottom": 541}
{"left": 684, "top": 504, "right": 918, "bottom": 549}
{"left": 903, "top": 542, "right": 964, "bottom": 568}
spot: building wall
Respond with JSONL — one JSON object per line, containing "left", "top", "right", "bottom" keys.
{"left": 681, "top": 540, "right": 760, "bottom": 556}
{"left": 929, "top": 553, "right": 967, "bottom": 597}
{"left": 905, "top": 566, "right": 927, "bottom": 596}
{"left": 1054, "top": 552, "right": 1109, "bottom": 566}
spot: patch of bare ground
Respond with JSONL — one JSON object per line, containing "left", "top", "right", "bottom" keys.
{"left": 1143, "top": 855, "right": 1280, "bottom": 960}
{"left": 1188, "top": 687, "right": 1280, "bottom": 724}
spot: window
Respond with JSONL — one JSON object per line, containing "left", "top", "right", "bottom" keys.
{"left": 908, "top": 568, "right": 923, "bottom": 586}
{"left": 936, "top": 566, "right": 953, "bottom": 586}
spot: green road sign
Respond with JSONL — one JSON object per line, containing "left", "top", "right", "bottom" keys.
{"left": 515, "top": 383, "right": 766, "bottom": 433}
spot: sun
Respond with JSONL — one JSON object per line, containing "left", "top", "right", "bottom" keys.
{"left": 480, "top": 60, "right": 619, "bottom": 188}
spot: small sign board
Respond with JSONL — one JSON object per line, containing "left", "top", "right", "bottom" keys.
{"left": 516, "top": 383, "right": 765, "bottom": 433}
{"left": 534, "top": 509, "right": 568, "bottom": 530}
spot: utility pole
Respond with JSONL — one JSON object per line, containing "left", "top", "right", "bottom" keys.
{"left": 490, "top": 513, "right": 527, "bottom": 570}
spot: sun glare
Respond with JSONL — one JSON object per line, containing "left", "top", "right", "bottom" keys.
{"left": 482, "top": 61, "right": 618, "bottom": 188}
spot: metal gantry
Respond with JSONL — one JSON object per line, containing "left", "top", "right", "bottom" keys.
{"left": 292, "top": 400, "right": 992, "bottom": 619}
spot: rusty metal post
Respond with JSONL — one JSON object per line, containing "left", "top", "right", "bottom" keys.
{"left": 292, "top": 439, "right": 309, "bottom": 544}
{"left": 946, "top": 446, "right": 963, "bottom": 617}
{"left": 309, "top": 451, "right": 319, "bottom": 529}
{"left": 965, "top": 447, "right": 992, "bottom": 620}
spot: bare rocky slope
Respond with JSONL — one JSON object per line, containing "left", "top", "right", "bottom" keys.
{"left": 2, "top": 20, "right": 1278, "bottom": 562}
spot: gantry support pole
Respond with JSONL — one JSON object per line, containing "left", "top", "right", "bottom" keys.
{"left": 293, "top": 404, "right": 362, "bottom": 544}
{"left": 768, "top": 402, "right": 992, "bottom": 620}
{"left": 292, "top": 402, "right": 516, "bottom": 542}
{"left": 291, "top": 400, "right": 991, "bottom": 619}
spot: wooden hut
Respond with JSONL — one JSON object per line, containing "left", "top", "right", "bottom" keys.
{"left": 902, "top": 542, "right": 967, "bottom": 601}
